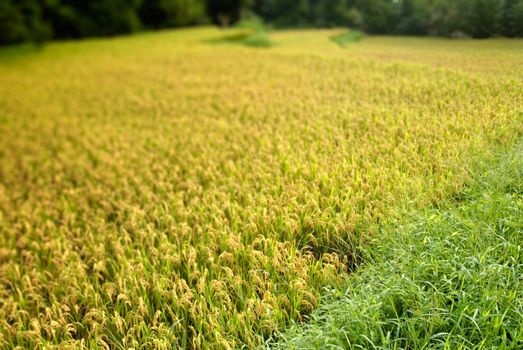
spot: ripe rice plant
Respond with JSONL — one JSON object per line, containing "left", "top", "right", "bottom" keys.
{"left": 273, "top": 141, "right": 523, "bottom": 349}
{"left": 0, "top": 28, "right": 522, "bottom": 349}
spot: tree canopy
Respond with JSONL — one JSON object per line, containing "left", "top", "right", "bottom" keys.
{"left": 1, "top": 0, "right": 522, "bottom": 45}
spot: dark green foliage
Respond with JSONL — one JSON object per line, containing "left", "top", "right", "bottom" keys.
{"left": 331, "top": 30, "right": 364, "bottom": 46}
{"left": 467, "top": 0, "right": 502, "bottom": 38}
{"left": 355, "top": 0, "right": 397, "bottom": 34}
{"left": 515, "top": 1, "right": 523, "bottom": 36}
{"left": 1, "top": 0, "right": 523, "bottom": 45}
{"left": 396, "top": 0, "right": 430, "bottom": 35}
{"left": 0, "top": 0, "right": 51, "bottom": 44}
{"left": 251, "top": 0, "right": 523, "bottom": 38}
{"left": 0, "top": 0, "right": 206, "bottom": 44}
{"left": 139, "top": 0, "right": 205, "bottom": 28}
{"left": 205, "top": 0, "right": 247, "bottom": 27}
{"left": 43, "top": 0, "right": 142, "bottom": 38}
{"left": 0, "top": 0, "right": 28, "bottom": 44}
{"left": 501, "top": 0, "right": 523, "bottom": 37}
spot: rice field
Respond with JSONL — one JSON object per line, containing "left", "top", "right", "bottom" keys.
{"left": 0, "top": 28, "right": 522, "bottom": 349}
{"left": 275, "top": 140, "right": 523, "bottom": 349}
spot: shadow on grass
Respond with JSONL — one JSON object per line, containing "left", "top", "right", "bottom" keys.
{"left": 0, "top": 43, "right": 44, "bottom": 61}
{"left": 205, "top": 30, "right": 274, "bottom": 48}
{"left": 331, "top": 30, "right": 365, "bottom": 47}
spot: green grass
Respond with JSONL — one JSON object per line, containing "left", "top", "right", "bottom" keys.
{"left": 272, "top": 142, "right": 523, "bottom": 349}
{"left": 331, "top": 30, "right": 365, "bottom": 47}
{"left": 206, "top": 29, "right": 274, "bottom": 47}
{"left": 0, "top": 43, "right": 42, "bottom": 61}
{"left": 234, "top": 16, "right": 268, "bottom": 32}
{"left": 241, "top": 31, "right": 274, "bottom": 47}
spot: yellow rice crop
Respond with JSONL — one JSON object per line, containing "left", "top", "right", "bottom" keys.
{"left": 0, "top": 28, "right": 522, "bottom": 349}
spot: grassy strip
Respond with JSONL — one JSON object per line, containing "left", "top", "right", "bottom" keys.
{"left": 331, "top": 30, "right": 365, "bottom": 47}
{"left": 271, "top": 142, "right": 523, "bottom": 349}
{"left": 206, "top": 30, "right": 274, "bottom": 48}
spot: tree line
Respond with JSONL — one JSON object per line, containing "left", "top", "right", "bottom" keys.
{"left": 252, "top": 0, "right": 523, "bottom": 38}
{"left": 1, "top": 0, "right": 522, "bottom": 45}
